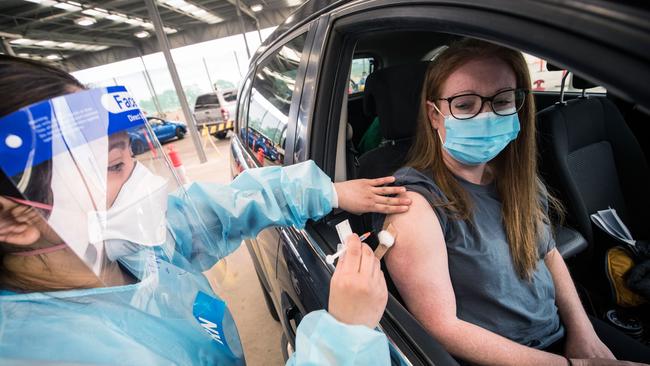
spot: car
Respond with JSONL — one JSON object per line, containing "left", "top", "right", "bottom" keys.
{"left": 244, "top": 127, "right": 283, "bottom": 163}
{"left": 193, "top": 89, "right": 237, "bottom": 139}
{"left": 129, "top": 116, "right": 187, "bottom": 155}
{"left": 229, "top": 1, "right": 650, "bottom": 364}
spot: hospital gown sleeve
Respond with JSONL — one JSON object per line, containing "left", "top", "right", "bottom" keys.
{"left": 166, "top": 160, "right": 336, "bottom": 271}
{"left": 286, "top": 310, "right": 390, "bottom": 366}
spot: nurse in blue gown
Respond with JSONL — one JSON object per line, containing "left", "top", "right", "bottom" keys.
{"left": 0, "top": 55, "right": 409, "bottom": 365}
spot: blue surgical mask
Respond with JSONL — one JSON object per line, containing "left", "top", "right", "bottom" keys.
{"left": 440, "top": 110, "right": 520, "bottom": 165}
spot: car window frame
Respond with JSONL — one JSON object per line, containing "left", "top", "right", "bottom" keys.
{"left": 312, "top": 1, "right": 650, "bottom": 178}
{"left": 246, "top": 32, "right": 307, "bottom": 166}
{"left": 240, "top": 24, "right": 315, "bottom": 167}
{"left": 236, "top": 74, "right": 253, "bottom": 144}
{"left": 301, "top": 1, "right": 650, "bottom": 365}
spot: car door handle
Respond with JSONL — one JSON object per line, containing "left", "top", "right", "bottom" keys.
{"left": 280, "top": 292, "right": 303, "bottom": 347}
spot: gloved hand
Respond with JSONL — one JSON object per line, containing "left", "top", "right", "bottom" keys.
{"left": 634, "top": 240, "right": 650, "bottom": 259}
{"left": 627, "top": 259, "right": 650, "bottom": 300}
{"left": 334, "top": 176, "right": 411, "bottom": 215}
{"left": 328, "top": 234, "right": 388, "bottom": 328}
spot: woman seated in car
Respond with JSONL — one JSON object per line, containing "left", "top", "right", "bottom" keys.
{"left": 377, "top": 39, "right": 650, "bottom": 365}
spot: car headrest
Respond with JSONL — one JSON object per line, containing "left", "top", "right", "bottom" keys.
{"left": 571, "top": 74, "right": 598, "bottom": 90}
{"left": 363, "top": 62, "right": 430, "bottom": 140}
{"left": 547, "top": 62, "right": 599, "bottom": 89}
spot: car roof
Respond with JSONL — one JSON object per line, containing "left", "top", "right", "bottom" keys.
{"left": 254, "top": 0, "right": 649, "bottom": 64}
{"left": 252, "top": 0, "right": 351, "bottom": 61}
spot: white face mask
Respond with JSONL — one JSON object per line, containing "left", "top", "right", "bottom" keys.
{"left": 88, "top": 162, "right": 169, "bottom": 250}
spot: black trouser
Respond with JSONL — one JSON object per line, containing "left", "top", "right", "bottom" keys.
{"left": 545, "top": 316, "right": 650, "bottom": 363}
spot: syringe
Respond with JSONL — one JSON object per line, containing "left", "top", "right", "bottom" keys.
{"left": 325, "top": 231, "right": 371, "bottom": 265}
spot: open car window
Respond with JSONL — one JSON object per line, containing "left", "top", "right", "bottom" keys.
{"left": 348, "top": 56, "right": 375, "bottom": 94}
{"left": 523, "top": 53, "right": 606, "bottom": 93}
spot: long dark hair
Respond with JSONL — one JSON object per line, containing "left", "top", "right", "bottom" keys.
{"left": 0, "top": 55, "right": 84, "bottom": 117}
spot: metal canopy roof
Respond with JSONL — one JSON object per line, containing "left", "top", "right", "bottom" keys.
{"left": 0, "top": 0, "right": 305, "bottom": 70}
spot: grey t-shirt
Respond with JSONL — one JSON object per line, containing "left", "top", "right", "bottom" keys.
{"left": 375, "top": 167, "right": 564, "bottom": 349}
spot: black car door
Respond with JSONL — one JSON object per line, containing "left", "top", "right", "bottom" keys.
{"left": 231, "top": 23, "right": 322, "bottom": 348}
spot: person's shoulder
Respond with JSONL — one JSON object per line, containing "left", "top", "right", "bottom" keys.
{"left": 373, "top": 167, "right": 446, "bottom": 231}
{"left": 394, "top": 166, "right": 433, "bottom": 185}
{"left": 394, "top": 166, "right": 444, "bottom": 195}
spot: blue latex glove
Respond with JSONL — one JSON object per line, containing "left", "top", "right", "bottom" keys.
{"left": 166, "top": 160, "right": 336, "bottom": 271}
{"left": 287, "top": 310, "right": 390, "bottom": 366}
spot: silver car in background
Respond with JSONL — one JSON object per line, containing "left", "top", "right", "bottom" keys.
{"left": 193, "top": 88, "right": 237, "bottom": 139}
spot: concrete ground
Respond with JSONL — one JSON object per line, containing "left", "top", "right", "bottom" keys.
{"left": 161, "top": 132, "right": 285, "bottom": 366}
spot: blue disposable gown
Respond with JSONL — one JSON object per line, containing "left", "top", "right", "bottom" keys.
{"left": 0, "top": 160, "right": 389, "bottom": 365}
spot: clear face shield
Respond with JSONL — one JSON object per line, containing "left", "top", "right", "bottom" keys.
{"left": 0, "top": 86, "right": 184, "bottom": 288}
{"left": 0, "top": 87, "right": 245, "bottom": 364}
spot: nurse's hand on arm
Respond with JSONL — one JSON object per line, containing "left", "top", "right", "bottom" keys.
{"left": 334, "top": 176, "right": 411, "bottom": 215}
{"left": 287, "top": 234, "right": 390, "bottom": 365}
{"left": 386, "top": 192, "right": 645, "bottom": 366}
{"left": 173, "top": 161, "right": 411, "bottom": 271}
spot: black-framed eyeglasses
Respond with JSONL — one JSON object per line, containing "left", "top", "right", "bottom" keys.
{"left": 436, "top": 88, "right": 528, "bottom": 120}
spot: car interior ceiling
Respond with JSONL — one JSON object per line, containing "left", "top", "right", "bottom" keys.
{"left": 335, "top": 29, "right": 650, "bottom": 342}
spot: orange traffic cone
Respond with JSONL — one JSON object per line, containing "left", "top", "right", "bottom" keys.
{"left": 256, "top": 148, "right": 265, "bottom": 166}
{"left": 167, "top": 144, "right": 189, "bottom": 184}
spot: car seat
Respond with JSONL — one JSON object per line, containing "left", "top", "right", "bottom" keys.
{"left": 537, "top": 69, "right": 650, "bottom": 311}
{"left": 356, "top": 61, "right": 430, "bottom": 179}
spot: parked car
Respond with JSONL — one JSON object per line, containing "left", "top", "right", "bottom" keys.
{"left": 230, "top": 1, "right": 650, "bottom": 364}
{"left": 129, "top": 116, "right": 186, "bottom": 155}
{"left": 193, "top": 88, "right": 237, "bottom": 139}
{"left": 244, "top": 127, "right": 284, "bottom": 163}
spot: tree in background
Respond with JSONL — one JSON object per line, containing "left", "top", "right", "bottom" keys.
{"left": 139, "top": 80, "right": 237, "bottom": 115}
{"left": 139, "top": 84, "right": 203, "bottom": 115}
{"left": 215, "top": 79, "right": 236, "bottom": 91}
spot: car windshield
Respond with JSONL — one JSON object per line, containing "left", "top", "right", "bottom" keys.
{"left": 195, "top": 94, "right": 220, "bottom": 107}
{"left": 223, "top": 92, "right": 237, "bottom": 102}
{"left": 147, "top": 117, "right": 164, "bottom": 126}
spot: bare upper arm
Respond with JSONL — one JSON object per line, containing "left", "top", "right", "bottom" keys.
{"left": 544, "top": 247, "right": 573, "bottom": 288}
{"left": 384, "top": 191, "right": 459, "bottom": 333}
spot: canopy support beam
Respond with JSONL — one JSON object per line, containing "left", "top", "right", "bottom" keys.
{"left": 144, "top": 0, "right": 207, "bottom": 163}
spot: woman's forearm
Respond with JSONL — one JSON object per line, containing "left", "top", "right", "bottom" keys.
{"left": 430, "top": 318, "right": 567, "bottom": 366}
